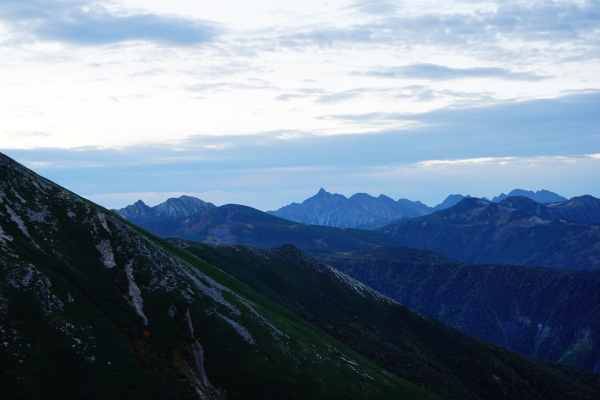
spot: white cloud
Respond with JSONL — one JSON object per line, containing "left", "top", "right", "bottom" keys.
{"left": 0, "top": 0, "right": 599, "bottom": 208}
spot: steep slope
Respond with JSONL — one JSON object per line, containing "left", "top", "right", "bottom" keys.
{"left": 314, "top": 246, "right": 600, "bottom": 372}
{"left": 0, "top": 153, "right": 434, "bottom": 400}
{"left": 267, "top": 188, "right": 431, "bottom": 228}
{"left": 492, "top": 189, "right": 566, "bottom": 203}
{"left": 378, "top": 197, "right": 600, "bottom": 270}
{"left": 174, "top": 241, "right": 600, "bottom": 400}
{"left": 112, "top": 196, "right": 215, "bottom": 235}
{"left": 168, "top": 203, "right": 402, "bottom": 252}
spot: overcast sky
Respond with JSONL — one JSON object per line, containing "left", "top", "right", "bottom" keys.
{"left": 1, "top": 0, "right": 599, "bottom": 210}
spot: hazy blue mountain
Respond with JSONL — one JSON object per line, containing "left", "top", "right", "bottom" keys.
{"left": 378, "top": 196, "right": 600, "bottom": 270}
{"left": 547, "top": 195, "right": 600, "bottom": 224}
{"left": 315, "top": 246, "right": 600, "bottom": 373}
{"left": 268, "top": 189, "right": 567, "bottom": 229}
{"left": 168, "top": 203, "right": 403, "bottom": 252}
{"left": 432, "top": 194, "right": 472, "bottom": 211}
{"left": 492, "top": 189, "right": 567, "bottom": 203}
{"left": 111, "top": 195, "right": 215, "bottom": 235}
{"left": 267, "top": 188, "right": 432, "bottom": 228}
{"left": 154, "top": 195, "right": 215, "bottom": 219}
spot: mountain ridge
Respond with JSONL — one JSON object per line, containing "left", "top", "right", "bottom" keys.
{"left": 266, "top": 188, "right": 569, "bottom": 229}
{"left": 378, "top": 196, "right": 600, "bottom": 270}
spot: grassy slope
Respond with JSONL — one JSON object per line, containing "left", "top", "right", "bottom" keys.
{"left": 179, "top": 241, "right": 600, "bottom": 400}
{"left": 0, "top": 153, "right": 435, "bottom": 400}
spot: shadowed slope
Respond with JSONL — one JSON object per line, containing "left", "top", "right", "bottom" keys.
{"left": 314, "top": 246, "right": 600, "bottom": 372}
{"left": 169, "top": 203, "right": 402, "bottom": 252}
{"left": 175, "top": 240, "right": 600, "bottom": 400}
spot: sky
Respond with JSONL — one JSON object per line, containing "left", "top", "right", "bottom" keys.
{"left": 0, "top": 0, "right": 599, "bottom": 210}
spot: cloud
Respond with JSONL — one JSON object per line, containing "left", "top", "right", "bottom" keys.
{"left": 273, "top": 0, "right": 600, "bottom": 51}
{"left": 346, "top": 0, "right": 399, "bottom": 15}
{"left": 315, "top": 89, "right": 365, "bottom": 104}
{"left": 361, "top": 63, "right": 548, "bottom": 80}
{"left": 0, "top": 0, "right": 218, "bottom": 45}
{"left": 325, "top": 91, "right": 600, "bottom": 137}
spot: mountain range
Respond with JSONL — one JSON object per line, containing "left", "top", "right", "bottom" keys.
{"left": 113, "top": 192, "right": 600, "bottom": 271}
{"left": 5, "top": 152, "right": 600, "bottom": 398}
{"left": 112, "top": 196, "right": 215, "bottom": 235}
{"left": 378, "top": 196, "right": 600, "bottom": 270}
{"left": 267, "top": 188, "right": 569, "bottom": 229}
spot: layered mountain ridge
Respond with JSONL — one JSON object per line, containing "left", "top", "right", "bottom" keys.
{"left": 111, "top": 196, "right": 215, "bottom": 235}
{"left": 267, "top": 188, "right": 431, "bottom": 229}
{"left": 267, "top": 188, "right": 569, "bottom": 229}
{"left": 378, "top": 196, "right": 600, "bottom": 270}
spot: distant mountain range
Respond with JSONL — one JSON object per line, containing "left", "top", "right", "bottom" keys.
{"left": 492, "top": 189, "right": 567, "bottom": 203}
{"left": 267, "top": 188, "right": 569, "bottom": 229}
{"left": 264, "top": 188, "right": 430, "bottom": 229}
{"left": 378, "top": 196, "right": 600, "bottom": 270}
{"left": 112, "top": 191, "right": 600, "bottom": 270}
{"left": 314, "top": 246, "right": 600, "bottom": 373}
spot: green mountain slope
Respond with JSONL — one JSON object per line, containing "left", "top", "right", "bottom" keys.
{"left": 314, "top": 246, "right": 600, "bottom": 372}
{"left": 175, "top": 240, "right": 600, "bottom": 400}
{"left": 168, "top": 203, "right": 402, "bottom": 251}
{"left": 378, "top": 197, "right": 600, "bottom": 270}
{"left": 0, "top": 153, "right": 434, "bottom": 399}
